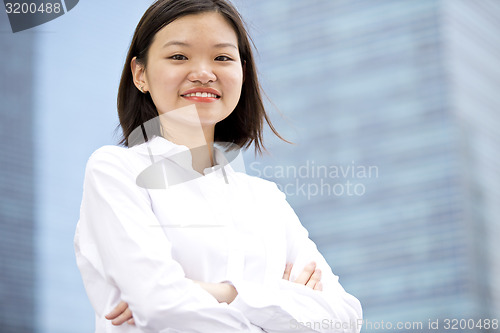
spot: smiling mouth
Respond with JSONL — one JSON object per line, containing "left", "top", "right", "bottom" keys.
{"left": 181, "top": 92, "right": 221, "bottom": 99}
{"left": 181, "top": 92, "right": 221, "bottom": 103}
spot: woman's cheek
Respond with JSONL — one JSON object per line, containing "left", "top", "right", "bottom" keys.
{"left": 226, "top": 70, "right": 244, "bottom": 94}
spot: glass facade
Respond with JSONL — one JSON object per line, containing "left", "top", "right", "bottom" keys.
{"left": 0, "top": 9, "right": 35, "bottom": 333}
{"left": 239, "top": 0, "right": 500, "bottom": 331}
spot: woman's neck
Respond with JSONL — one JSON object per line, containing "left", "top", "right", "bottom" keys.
{"left": 158, "top": 105, "right": 217, "bottom": 174}
{"left": 188, "top": 126, "right": 215, "bottom": 174}
{"left": 162, "top": 124, "right": 216, "bottom": 174}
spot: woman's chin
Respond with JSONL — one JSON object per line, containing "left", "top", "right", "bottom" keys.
{"left": 197, "top": 112, "right": 233, "bottom": 127}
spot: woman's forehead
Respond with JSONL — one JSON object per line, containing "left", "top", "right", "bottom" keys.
{"left": 153, "top": 12, "right": 239, "bottom": 47}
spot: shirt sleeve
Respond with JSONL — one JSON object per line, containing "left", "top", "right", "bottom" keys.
{"left": 228, "top": 182, "right": 362, "bottom": 333}
{"left": 77, "top": 147, "right": 260, "bottom": 333}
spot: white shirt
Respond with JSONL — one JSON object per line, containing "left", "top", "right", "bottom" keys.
{"left": 74, "top": 136, "right": 362, "bottom": 333}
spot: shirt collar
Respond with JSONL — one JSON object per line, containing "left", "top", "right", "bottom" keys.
{"left": 129, "top": 135, "right": 189, "bottom": 158}
{"left": 129, "top": 135, "right": 236, "bottom": 175}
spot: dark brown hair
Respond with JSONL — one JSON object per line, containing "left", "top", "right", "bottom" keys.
{"left": 117, "top": 0, "right": 286, "bottom": 153}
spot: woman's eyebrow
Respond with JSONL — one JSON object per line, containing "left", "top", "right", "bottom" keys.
{"left": 213, "top": 42, "right": 237, "bottom": 49}
{"left": 162, "top": 40, "right": 237, "bottom": 49}
{"left": 163, "top": 40, "right": 189, "bottom": 48}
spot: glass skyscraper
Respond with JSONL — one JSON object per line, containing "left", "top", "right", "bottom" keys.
{"left": 0, "top": 11, "right": 35, "bottom": 333}
{"left": 239, "top": 0, "right": 500, "bottom": 331}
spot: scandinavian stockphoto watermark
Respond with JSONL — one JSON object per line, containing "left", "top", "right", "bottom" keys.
{"left": 250, "top": 160, "right": 379, "bottom": 199}
{"left": 129, "top": 105, "right": 378, "bottom": 198}
{"left": 130, "top": 106, "right": 377, "bottom": 229}
{"left": 3, "top": 0, "right": 79, "bottom": 33}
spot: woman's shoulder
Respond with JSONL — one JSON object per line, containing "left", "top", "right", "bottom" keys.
{"left": 234, "top": 172, "right": 286, "bottom": 200}
{"left": 237, "top": 172, "right": 274, "bottom": 186}
{"left": 84, "top": 144, "right": 141, "bottom": 175}
{"left": 88, "top": 144, "right": 130, "bottom": 162}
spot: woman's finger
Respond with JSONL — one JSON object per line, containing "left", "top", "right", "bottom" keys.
{"left": 314, "top": 281, "right": 323, "bottom": 291}
{"left": 282, "top": 262, "right": 293, "bottom": 280}
{"left": 293, "top": 261, "right": 316, "bottom": 285}
{"left": 127, "top": 318, "right": 135, "bottom": 325}
{"left": 105, "top": 301, "right": 128, "bottom": 320}
{"left": 111, "top": 307, "right": 133, "bottom": 326}
{"left": 305, "top": 268, "right": 321, "bottom": 289}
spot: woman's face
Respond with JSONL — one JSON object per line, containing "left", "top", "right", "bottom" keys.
{"left": 133, "top": 12, "right": 244, "bottom": 128}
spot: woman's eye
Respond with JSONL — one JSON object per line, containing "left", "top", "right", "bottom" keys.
{"left": 215, "top": 55, "right": 232, "bottom": 62}
{"left": 169, "top": 54, "right": 187, "bottom": 61}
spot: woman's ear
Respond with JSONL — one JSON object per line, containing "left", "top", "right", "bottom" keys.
{"left": 131, "top": 57, "right": 148, "bottom": 93}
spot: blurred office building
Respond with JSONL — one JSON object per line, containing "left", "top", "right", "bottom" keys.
{"left": 0, "top": 14, "right": 36, "bottom": 333}
{"left": 240, "top": 0, "right": 500, "bottom": 331}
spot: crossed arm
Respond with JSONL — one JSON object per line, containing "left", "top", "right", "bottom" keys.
{"left": 79, "top": 151, "right": 361, "bottom": 331}
{"left": 106, "top": 261, "right": 322, "bottom": 326}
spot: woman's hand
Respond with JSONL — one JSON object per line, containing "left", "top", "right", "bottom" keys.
{"left": 192, "top": 280, "right": 238, "bottom": 304}
{"left": 105, "top": 301, "right": 135, "bottom": 326}
{"left": 282, "top": 261, "right": 323, "bottom": 291}
{"left": 106, "top": 262, "right": 321, "bottom": 326}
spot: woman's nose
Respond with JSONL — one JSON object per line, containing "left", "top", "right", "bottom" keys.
{"left": 187, "top": 62, "right": 217, "bottom": 84}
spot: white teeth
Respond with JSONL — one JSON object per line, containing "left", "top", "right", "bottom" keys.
{"left": 183, "top": 92, "right": 219, "bottom": 98}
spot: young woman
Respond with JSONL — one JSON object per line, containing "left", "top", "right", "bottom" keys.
{"left": 74, "top": 0, "right": 362, "bottom": 332}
